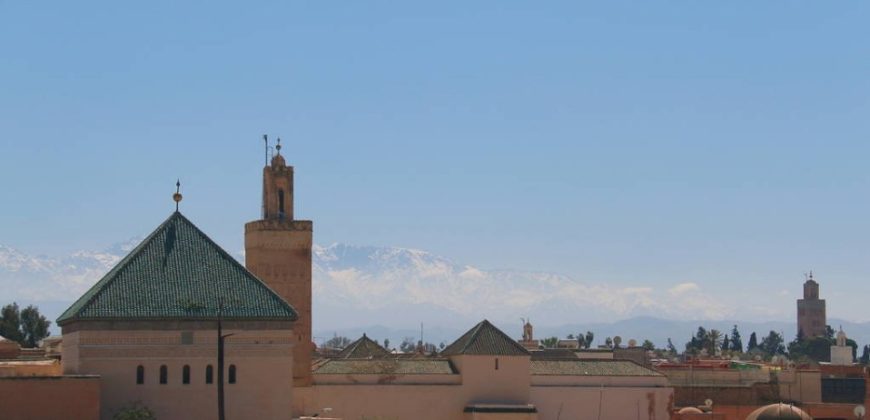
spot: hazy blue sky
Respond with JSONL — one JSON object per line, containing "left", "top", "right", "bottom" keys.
{"left": 2, "top": 2, "right": 869, "bottom": 320}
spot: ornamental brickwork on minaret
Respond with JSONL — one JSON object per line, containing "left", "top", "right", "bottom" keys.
{"left": 244, "top": 141, "right": 314, "bottom": 386}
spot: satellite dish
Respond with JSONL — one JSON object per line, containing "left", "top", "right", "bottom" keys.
{"left": 854, "top": 405, "right": 865, "bottom": 418}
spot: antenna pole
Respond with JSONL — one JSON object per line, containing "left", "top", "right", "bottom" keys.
{"left": 263, "top": 134, "right": 268, "bottom": 166}
{"left": 262, "top": 134, "right": 268, "bottom": 219}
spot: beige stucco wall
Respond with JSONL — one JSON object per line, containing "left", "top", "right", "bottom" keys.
{"left": 0, "top": 359, "right": 62, "bottom": 377}
{"left": 466, "top": 412, "right": 538, "bottom": 420}
{"left": 776, "top": 369, "right": 821, "bottom": 403}
{"left": 297, "top": 384, "right": 467, "bottom": 419}
{"left": 661, "top": 367, "right": 770, "bottom": 387}
{"left": 298, "top": 380, "right": 671, "bottom": 420}
{"left": 453, "top": 355, "right": 531, "bottom": 404}
{"left": 529, "top": 385, "right": 672, "bottom": 420}
{"left": 297, "top": 355, "right": 671, "bottom": 420}
{"left": 0, "top": 376, "right": 101, "bottom": 420}
{"left": 64, "top": 328, "right": 294, "bottom": 420}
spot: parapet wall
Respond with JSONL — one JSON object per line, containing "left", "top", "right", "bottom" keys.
{"left": 0, "top": 375, "right": 100, "bottom": 420}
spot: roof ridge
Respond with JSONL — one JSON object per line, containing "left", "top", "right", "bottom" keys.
{"left": 460, "top": 319, "right": 488, "bottom": 354}
{"left": 481, "top": 320, "right": 529, "bottom": 355}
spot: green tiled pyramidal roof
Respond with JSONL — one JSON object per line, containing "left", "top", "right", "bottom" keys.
{"left": 57, "top": 212, "right": 298, "bottom": 325}
{"left": 441, "top": 320, "right": 530, "bottom": 356}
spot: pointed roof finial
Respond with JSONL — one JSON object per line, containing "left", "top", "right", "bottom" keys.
{"left": 275, "top": 137, "right": 282, "bottom": 155}
{"left": 173, "top": 179, "right": 183, "bottom": 212}
{"left": 809, "top": 270, "right": 814, "bottom": 281}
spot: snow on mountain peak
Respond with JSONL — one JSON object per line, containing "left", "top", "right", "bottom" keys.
{"left": 1, "top": 240, "right": 735, "bottom": 326}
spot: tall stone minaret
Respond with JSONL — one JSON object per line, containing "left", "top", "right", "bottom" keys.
{"left": 797, "top": 271, "right": 826, "bottom": 339}
{"left": 245, "top": 139, "right": 313, "bottom": 386}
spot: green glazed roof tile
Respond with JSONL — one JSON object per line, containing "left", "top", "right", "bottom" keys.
{"left": 314, "top": 359, "right": 456, "bottom": 375}
{"left": 440, "top": 320, "right": 530, "bottom": 356}
{"left": 337, "top": 334, "right": 391, "bottom": 359}
{"left": 57, "top": 212, "right": 298, "bottom": 324}
{"left": 531, "top": 360, "right": 663, "bottom": 376}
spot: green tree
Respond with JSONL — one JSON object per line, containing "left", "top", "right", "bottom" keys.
{"left": 576, "top": 335, "right": 586, "bottom": 349}
{"left": 747, "top": 332, "right": 758, "bottom": 351}
{"left": 584, "top": 331, "right": 594, "bottom": 349}
{"left": 789, "top": 336, "right": 832, "bottom": 362}
{"left": 666, "top": 338, "right": 678, "bottom": 356}
{"left": 730, "top": 325, "right": 743, "bottom": 352}
{"left": 20, "top": 305, "right": 51, "bottom": 348}
{"left": 604, "top": 337, "right": 613, "bottom": 348}
{"left": 383, "top": 338, "right": 390, "bottom": 350}
{"left": 324, "top": 334, "right": 351, "bottom": 350}
{"left": 860, "top": 345, "right": 870, "bottom": 365}
{"left": 695, "top": 326, "right": 708, "bottom": 345}
{"left": 541, "top": 336, "right": 559, "bottom": 348}
{"left": 722, "top": 334, "right": 730, "bottom": 352}
{"left": 399, "top": 337, "right": 416, "bottom": 352}
{"left": 825, "top": 325, "right": 835, "bottom": 340}
{"left": 846, "top": 338, "right": 859, "bottom": 361}
{"left": 0, "top": 303, "right": 23, "bottom": 344}
{"left": 705, "top": 329, "right": 722, "bottom": 355}
{"left": 759, "top": 331, "right": 785, "bottom": 357}
{"left": 612, "top": 336, "right": 622, "bottom": 349}
{"left": 641, "top": 339, "right": 655, "bottom": 351}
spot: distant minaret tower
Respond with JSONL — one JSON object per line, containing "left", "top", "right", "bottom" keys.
{"left": 797, "top": 271, "right": 827, "bottom": 338}
{"left": 245, "top": 137, "right": 314, "bottom": 386}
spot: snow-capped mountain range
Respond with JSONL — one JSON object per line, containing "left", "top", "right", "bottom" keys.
{"left": 4, "top": 239, "right": 870, "bottom": 346}
{"left": 0, "top": 239, "right": 724, "bottom": 326}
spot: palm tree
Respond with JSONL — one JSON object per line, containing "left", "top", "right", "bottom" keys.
{"left": 706, "top": 329, "right": 723, "bottom": 355}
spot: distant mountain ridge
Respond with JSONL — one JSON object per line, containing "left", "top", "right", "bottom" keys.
{"left": 3, "top": 240, "right": 869, "bottom": 347}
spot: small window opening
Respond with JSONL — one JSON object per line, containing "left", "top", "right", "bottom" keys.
{"left": 495, "top": 358, "right": 499, "bottom": 370}
{"left": 159, "top": 365, "right": 168, "bottom": 384}
{"left": 278, "top": 190, "right": 285, "bottom": 218}
{"left": 228, "top": 364, "right": 237, "bottom": 384}
{"left": 182, "top": 365, "right": 190, "bottom": 384}
{"left": 206, "top": 365, "right": 214, "bottom": 384}
{"left": 136, "top": 365, "right": 144, "bottom": 384}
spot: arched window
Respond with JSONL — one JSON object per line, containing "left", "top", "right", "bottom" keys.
{"left": 205, "top": 365, "right": 214, "bottom": 384}
{"left": 159, "top": 365, "right": 168, "bottom": 384}
{"left": 182, "top": 365, "right": 190, "bottom": 385}
{"left": 277, "top": 190, "right": 285, "bottom": 218}
{"left": 495, "top": 357, "right": 499, "bottom": 370}
{"left": 228, "top": 364, "right": 237, "bottom": 384}
{"left": 136, "top": 365, "right": 144, "bottom": 384}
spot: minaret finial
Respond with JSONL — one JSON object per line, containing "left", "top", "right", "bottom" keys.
{"left": 173, "top": 179, "right": 183, "bottom": 212}
{"left": 276, "top": 137, "right": 282, "bottom": 155}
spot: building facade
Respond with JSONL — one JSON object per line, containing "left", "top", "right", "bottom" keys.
{"left": 58, "top": 212, "right": 299, "bottom": 420}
